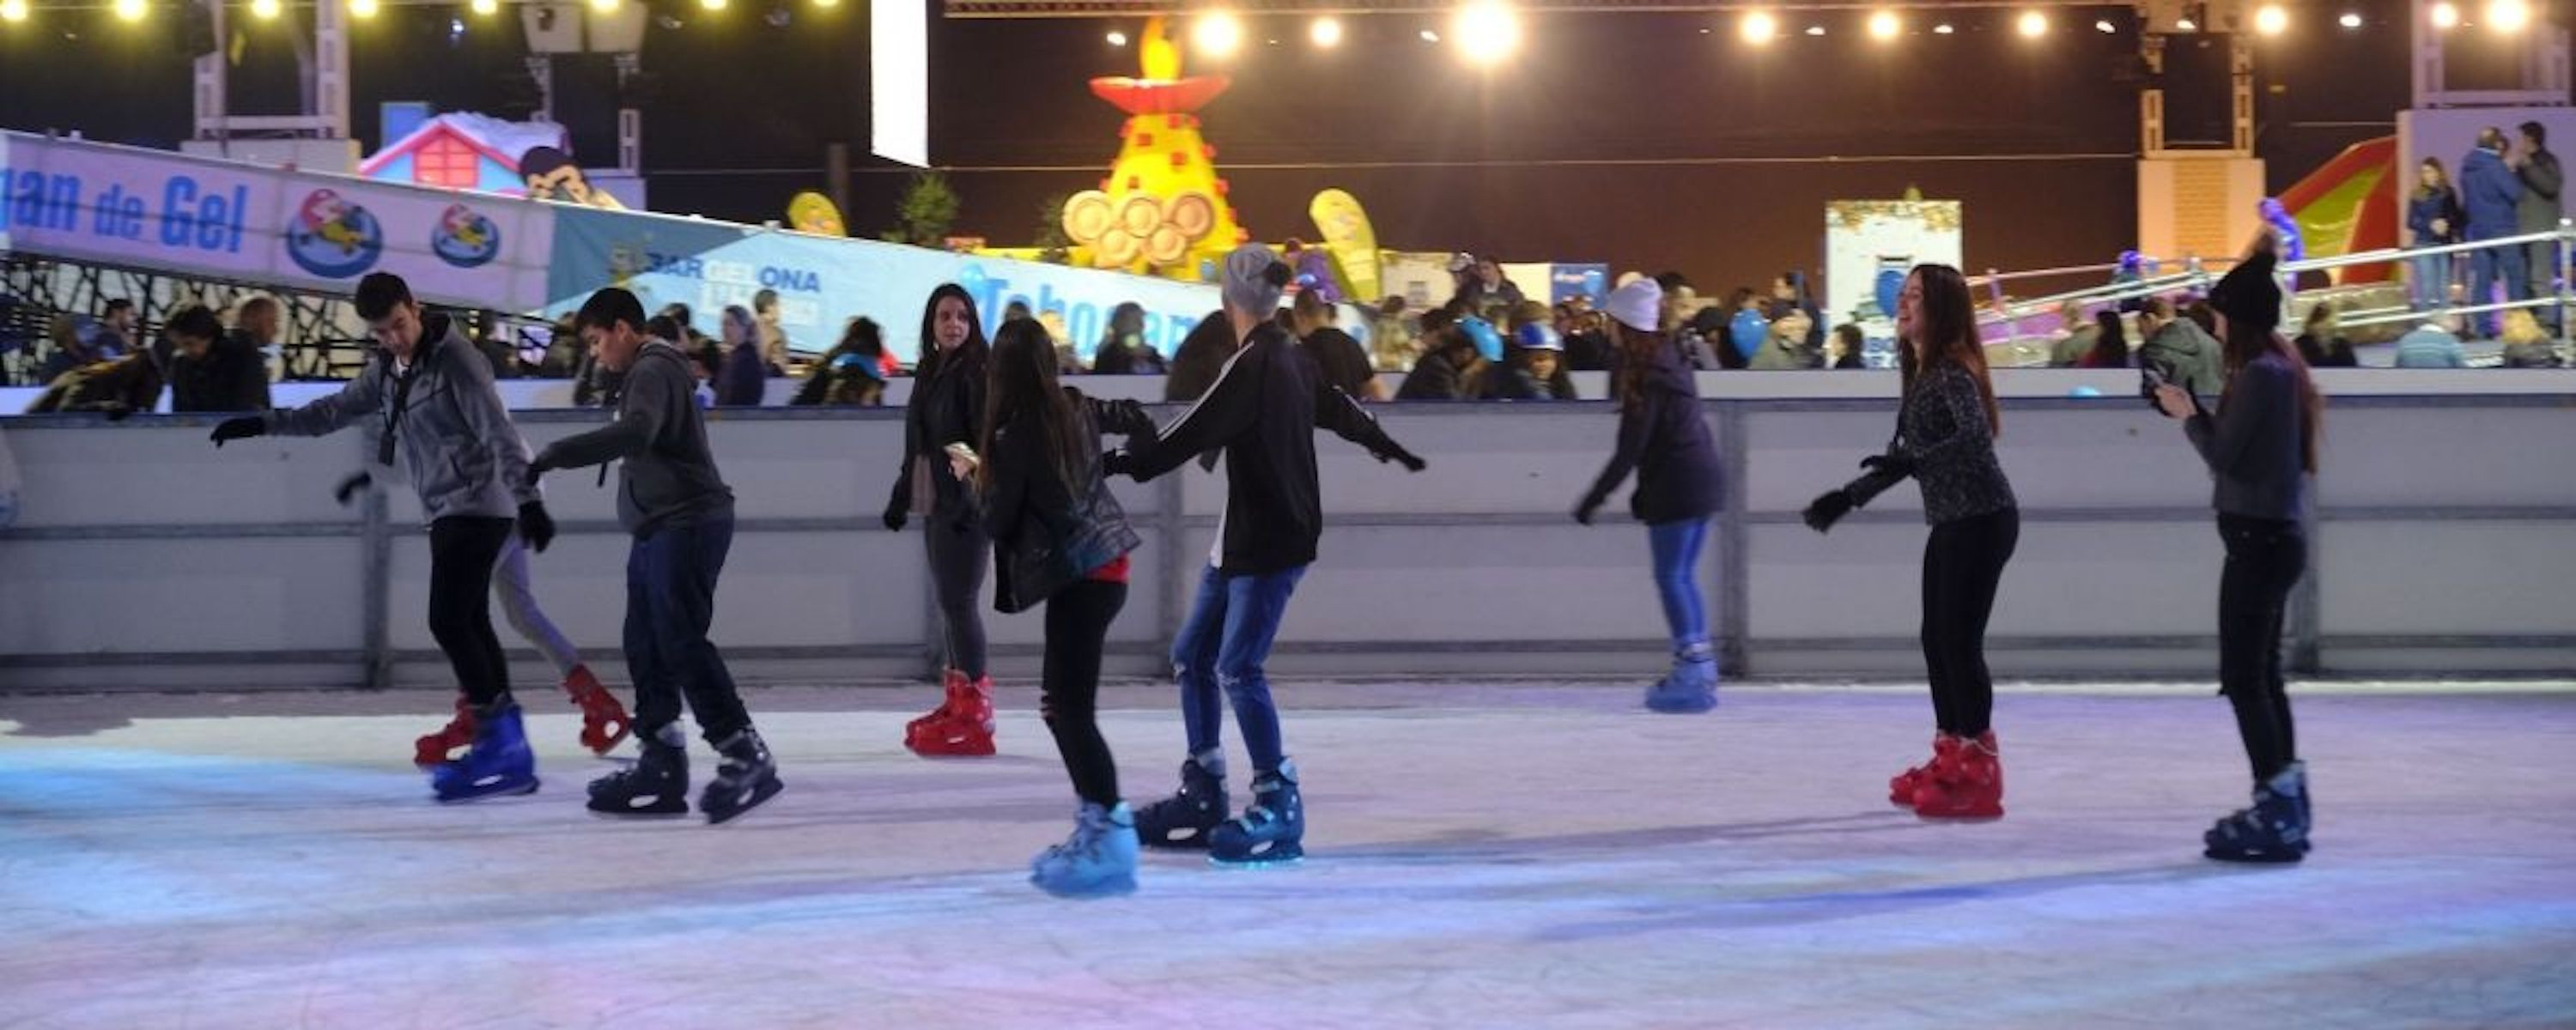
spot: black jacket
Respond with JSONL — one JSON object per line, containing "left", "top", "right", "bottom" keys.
{"left": 1397, "top": 348, "right": 1475, "bottom": 400}
{"left": 890, "top": 352, "right": 985, "bottom": 521}
{"left": 1580, "top": 339, "right": 1724, "bottom": 524}
{"left": 1482, "top": 359, "right": 1575, "bottom": 400}
{"left": 983, "top": 390, "right": 1154, "bottom": 613}
{"left": 171, "top": 331, "right": 271, "bottom": 413}
{"left": 1119, "top": 323, "right": 1411, "bottom": 575}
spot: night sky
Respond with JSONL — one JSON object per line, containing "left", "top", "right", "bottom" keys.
{"left": 0, "top": 1, "right": 2454, "bottom": 293}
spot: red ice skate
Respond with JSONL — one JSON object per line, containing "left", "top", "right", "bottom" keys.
{"left": 1911, "top": 730, "right": 2004, "bottom": 821}
{"left": 562, "top": 664, "right": 631, "bottom": 755}
{"left": 1890, "top": 734, "right": 1944, "bottom": 808}
{"left": 906, "top": 670, "right": 996, "bottom": 757}
{"left": 413, "top": 694, "right": 476, "bottom": 767}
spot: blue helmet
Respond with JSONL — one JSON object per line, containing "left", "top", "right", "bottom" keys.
{"left": 1458, "top": 316, "right": 1504, "bottom": 363}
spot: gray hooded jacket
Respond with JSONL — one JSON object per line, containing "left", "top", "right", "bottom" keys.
{"left": 264, "top": 313, "right": 537, "bottom": 523}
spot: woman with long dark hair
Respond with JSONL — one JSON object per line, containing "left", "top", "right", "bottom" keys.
{"left": 2408, "top": 157, "right": 2466, "bottom": 311}
{"left": 2079, "top": 310, "right": 2130, "bottom": 368}
{"left": 1803, "top": 264, "right": 2020, "bottom": 821}
{"left": 1575, "top": 278, "right": 1726, "bottom": 712}
{"left": 884, "top": 284, "right": 999, "bottom": 756}
{"left": 2150, "top": 235, "right": 2324, "bottom": 863}
{"left": 973, "top": 318, "right": 1157, "bottom": 895}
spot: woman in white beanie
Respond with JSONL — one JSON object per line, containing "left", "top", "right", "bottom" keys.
{"left": 1573, "top": 278, "right": 1728, "bottom": 712}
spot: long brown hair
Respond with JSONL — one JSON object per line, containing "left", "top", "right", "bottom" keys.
{"left": 1609, "top": 319, "right": 1669, "bottom": 413}
{"left": 977, "top": 318, "right": 1090, "bottom": 499}
{"left": 2218, "top": 320, "right": 2324, "bottom": 475}
{"left": 2415, "top": 156, "right": 2451, "bottom": 200}
{"left": 1896, "top": 264, "right": 2002, "bottom": 435}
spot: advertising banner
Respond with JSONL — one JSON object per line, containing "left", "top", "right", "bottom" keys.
{"left": 1550, "top": 264, "right": 1609, "bottom": 306}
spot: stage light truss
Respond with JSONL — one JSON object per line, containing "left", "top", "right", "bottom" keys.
{"left": 946, "top": 0, "right": 2133, "bottom": 20}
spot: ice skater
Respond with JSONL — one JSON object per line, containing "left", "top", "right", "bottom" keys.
{"left": 334, "top": 471, "right": 633, "bottom": 766}
{"left": 884, "top": 284, "right": 999, "bottom": 758}
{"left": 1106, "top": 245, "right": 1427, "bottom": 866}
{"left": 1802, "top": 264, "right": 2020, "bottom": 821}
{"left": 2148, "top": 233, "right": 2322, "bottom": 863}
{"left": 1573, "top": 277, "right": 1728, "bottom": 712}
{"left": 210, "top": 272, "right": 556, "bottom": 803}
{"left": 969, "top": 318, "right": 1160, "bottom": 896}
{"left": 526, "top": 288, "right": 782, "bottom": 825}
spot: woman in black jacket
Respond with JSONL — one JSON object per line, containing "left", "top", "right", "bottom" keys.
{"left": 1575, "top": 278, "right": 1726, "bottom": 713}
{"left": 1803, "top": 264, "right": 2020, "bottom": 821}
{"left": 2150, "top": 237, "right": 2323, "bottom": 864}
{"left": 884, "top": 284, "right": 998, "bottom": 757}
{"left": 974, "top": 318, "right": 1157, "bottom": 896}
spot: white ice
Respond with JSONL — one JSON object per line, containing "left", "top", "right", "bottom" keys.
{"left": 2, "top": 682, "right": 2572, "bottom": 1029}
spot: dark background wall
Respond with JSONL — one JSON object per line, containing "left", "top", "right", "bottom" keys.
{"left": 0, "top": 0, "right": 2439, "bottom": 295}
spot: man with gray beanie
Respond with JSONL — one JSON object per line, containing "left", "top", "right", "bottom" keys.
{"left": 1105, "top": 243, "right": 1425, "bottom": 867}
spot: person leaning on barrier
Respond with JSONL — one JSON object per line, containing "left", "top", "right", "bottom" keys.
{"left": 169, "top": 304, "right": 269, "bottom": 414}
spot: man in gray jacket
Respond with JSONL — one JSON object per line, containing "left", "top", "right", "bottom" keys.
{"left": 2136, "top": 296, "right": 2225, "bottom": 397}
{"left": 210, "top": 272, "right": 555, "bottom": 803}
{"left": 528, "top": 287, "right": 782, "bottom": 825}
{"left": 2515, "top": 121, "right": 2564, "bottom": 330}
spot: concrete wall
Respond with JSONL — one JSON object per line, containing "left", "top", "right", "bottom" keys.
{"left": 2, "top": 379, "right": 2571, "bottom": 691}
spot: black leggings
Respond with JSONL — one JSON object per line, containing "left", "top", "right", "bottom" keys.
{"left": 1042, "top": 579, "right": 1127, "bottom": 808}
{"left": 428, "top": 516, "right": 515, "bottom": 707}
{"left": 2218, "top": 514, "right": 2307, "bottom": 784}
{"left": 925, "top": 518, "right": 990, "bottom": 678}
{"left": 1922, "top": 508, "right": 2019, "bottom": 738}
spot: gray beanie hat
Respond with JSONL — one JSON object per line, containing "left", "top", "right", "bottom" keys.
{"left": 1222, "top": 243, "right": 1291, "bottom": 316}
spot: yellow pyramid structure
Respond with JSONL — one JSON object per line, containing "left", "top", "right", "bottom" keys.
{"left": 1060, "top": 17, "right": 1250, "bottom": 282}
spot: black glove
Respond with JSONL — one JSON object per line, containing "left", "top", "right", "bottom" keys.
{"left": 1858, "top": 452, "right": 1915, "bottom": 479}
{"left": 332, "top": 471, "right": 373, "bottom": 506}
{"left": 1573, "top": 496, "right": 1602, "bottom": 526}
{"left": 1377, "top": 443, "right": 1427, "bottom": 473}
{"left": 210, "top": 415, "right": 265, "bottom": 446}
{"left": 1102, "top": 449, "right": 1135, "bottom": 479}
{"left": 1802, "top": 489, "right": 1856, "bottom": 534}
{"left": 882, "top": 491, "right": 908, "bottom": 532}
{"left": 518, "top": 501, "right": 556, "bottom": 553}
{"left": 522, "top": 457, "right": 552, "bottom": 492}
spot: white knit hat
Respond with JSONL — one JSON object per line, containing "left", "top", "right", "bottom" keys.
{"left": 1605, "top": 279, "right": 1663, "bottom": 332}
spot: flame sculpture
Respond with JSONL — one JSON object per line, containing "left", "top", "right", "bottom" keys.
{"left": 1060, "top": 17, "right": 1251, "bottom": 281}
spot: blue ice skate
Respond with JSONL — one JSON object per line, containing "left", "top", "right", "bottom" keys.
{"left": 1644, "top": 639, "right": 1719, "bottom": 714}
{"left": 1209, "top": 761, "right": 1303, "bottom": 868}
{"left": 1031, "top": 802, "right": 1140, "bottom": 899}
{"left": 2204, "top": 764, "right": 2310, "bottom": 863}
{"left": 431, "top": 700, "right": 539, "bottom": 803}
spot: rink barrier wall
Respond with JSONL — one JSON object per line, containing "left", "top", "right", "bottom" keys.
{"left": 0, "top": 388, "right": 2571, "bottom": 691}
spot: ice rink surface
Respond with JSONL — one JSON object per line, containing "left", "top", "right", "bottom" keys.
{"left": 3, "top": 682, "right": 2572, "bottom": 1029}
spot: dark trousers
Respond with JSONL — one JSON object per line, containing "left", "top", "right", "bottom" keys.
{"left": 625, "top": 516, "right": 752, "bottom": 744}
{"left": 2470, "top": 240, "right": 2530, "bottom": 336}
{"left": 2218, "top": 514, "right": 2307, "bottom": 785}
{"left": 427, "top": 516, "right": 515, "bottom": 707}
{"left": 925, "top": 518, "right": 990, "bottom": 678}
{"left": 1042, "top": 579, "right": 1128, "bottom": 808}
{"left": 1922, "top": 508, "right": 2019, "bottom": 738}
{"left": 1173, "top": 563, "right": 1307, "bottom": 775}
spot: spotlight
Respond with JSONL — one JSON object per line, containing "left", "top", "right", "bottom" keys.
{"left": 2339, "top": 11, "right": 2363, "bottom": 28}
{"left": 2488, "top": 0, "right": 2530, "bottom": 32}
{"left": 252, "top": 0, "right": 283, "bottom": 18}
{"left": 471, "top": 0, "right": 498, "bottom": 15}
{"left": 1419, "top": 27, "right": 1439, "bottom": 42}
{"left": 347, "top": 0, "right": 378, "bottom": 17}
{"left": 2254, "top": 3, "right": 2287, "bottom": 34}
{"left": 590, "top": 0, "right": 616, "bottom": 13}
{"left": 1193, "top": 10, "right": 1242, "bottom": 56}
{"left": 2094, "top": 18, "right": 2117, "bottom": 33}
{"left": 1105, "top": 28, "right": 1127, "bottom": 45}
{"left": 1803, "top": 24, "right": 1824, "bottom": 35}
{"left": 1310, "top": 15, "right": 1340, "bottom": 47}
{"left": 1933, "top": 22, "right": 1953, "bottom": 33}
{"left": 1453, "top": 0, "right": 1520, "bottom": 65}
{"left": 2176, "top": 16, "right": 2197, "bottom": 29}
{"left": 811, "top": 0, "right": 835, "bottom": 8}
{"left": 1867, "top": 9, "right": 1899, "bottom": 40}
{"left": 2015, "top": 9, "right": 2048, "bottom": 37}
{"left": 1739, "top": 9, "right": 1775, "bottom": 44}
{"left": 2431, "top": 3, "right": 2458, "bottom": 28}
{"left": 0, "top": 0, "right": 27, "bottom": 22}
{"left": 702, "top": 0, "right": 726, "bottom": 11}
{"left": 113, "top": 0, "right": 147, "bottom": 21}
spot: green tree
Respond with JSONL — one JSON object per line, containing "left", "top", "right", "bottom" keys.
{"left": 1033, "top": 192, "right": 1072, "bottom": 264}
{"left": 884, "top": 171, "right": 960, "bottom": 247}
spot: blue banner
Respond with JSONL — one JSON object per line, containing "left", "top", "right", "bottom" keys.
{"left": 1550, "top": 264, "right": 1609, "bottom": 306}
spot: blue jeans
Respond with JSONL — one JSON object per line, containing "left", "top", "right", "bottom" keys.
{"left": 2410, "top": 251, "right": 2451, "bottom": 310}
{"left": 1172, "top": 563, "right": 1306, "bottom": 774}
{"left": 1647, "top": 518, "right": 1711, "bottom": 649}
{"left": 625, "top": 516, "right": 750, "bottom": 743}
{"left": 2470, "top": 241, "right": 2528, "bottom": 336}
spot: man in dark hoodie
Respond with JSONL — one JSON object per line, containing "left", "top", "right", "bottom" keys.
{"left": 2514, "top": 121, "right": 2565, "bottom": 330}
{"left": 527, "top": 287, "right": 782, "bottom": 826}
{"left": 209, "top": 272, "right": 555, "bottom": 803}
{"left": 2462, "top": 127, "right": 2526, "bottom": 338}
{"left": 1106, "top": 243, "right": 1425, "bottom": 868}
{"left": 2136, "top": 296, "right": 2225, "bottom": 397}
{"left": 168, "top": 303, "right": 270, "bottom": 413}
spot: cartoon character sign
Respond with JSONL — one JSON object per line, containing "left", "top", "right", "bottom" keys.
{"left": 519, "top": 146, "right": 624, "bottom": 210}
{"left": 431, "top": 203, "right": 502, "bottom": 269}
{"left": 283, "top": 189, "right": 385, "bottom": 279}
